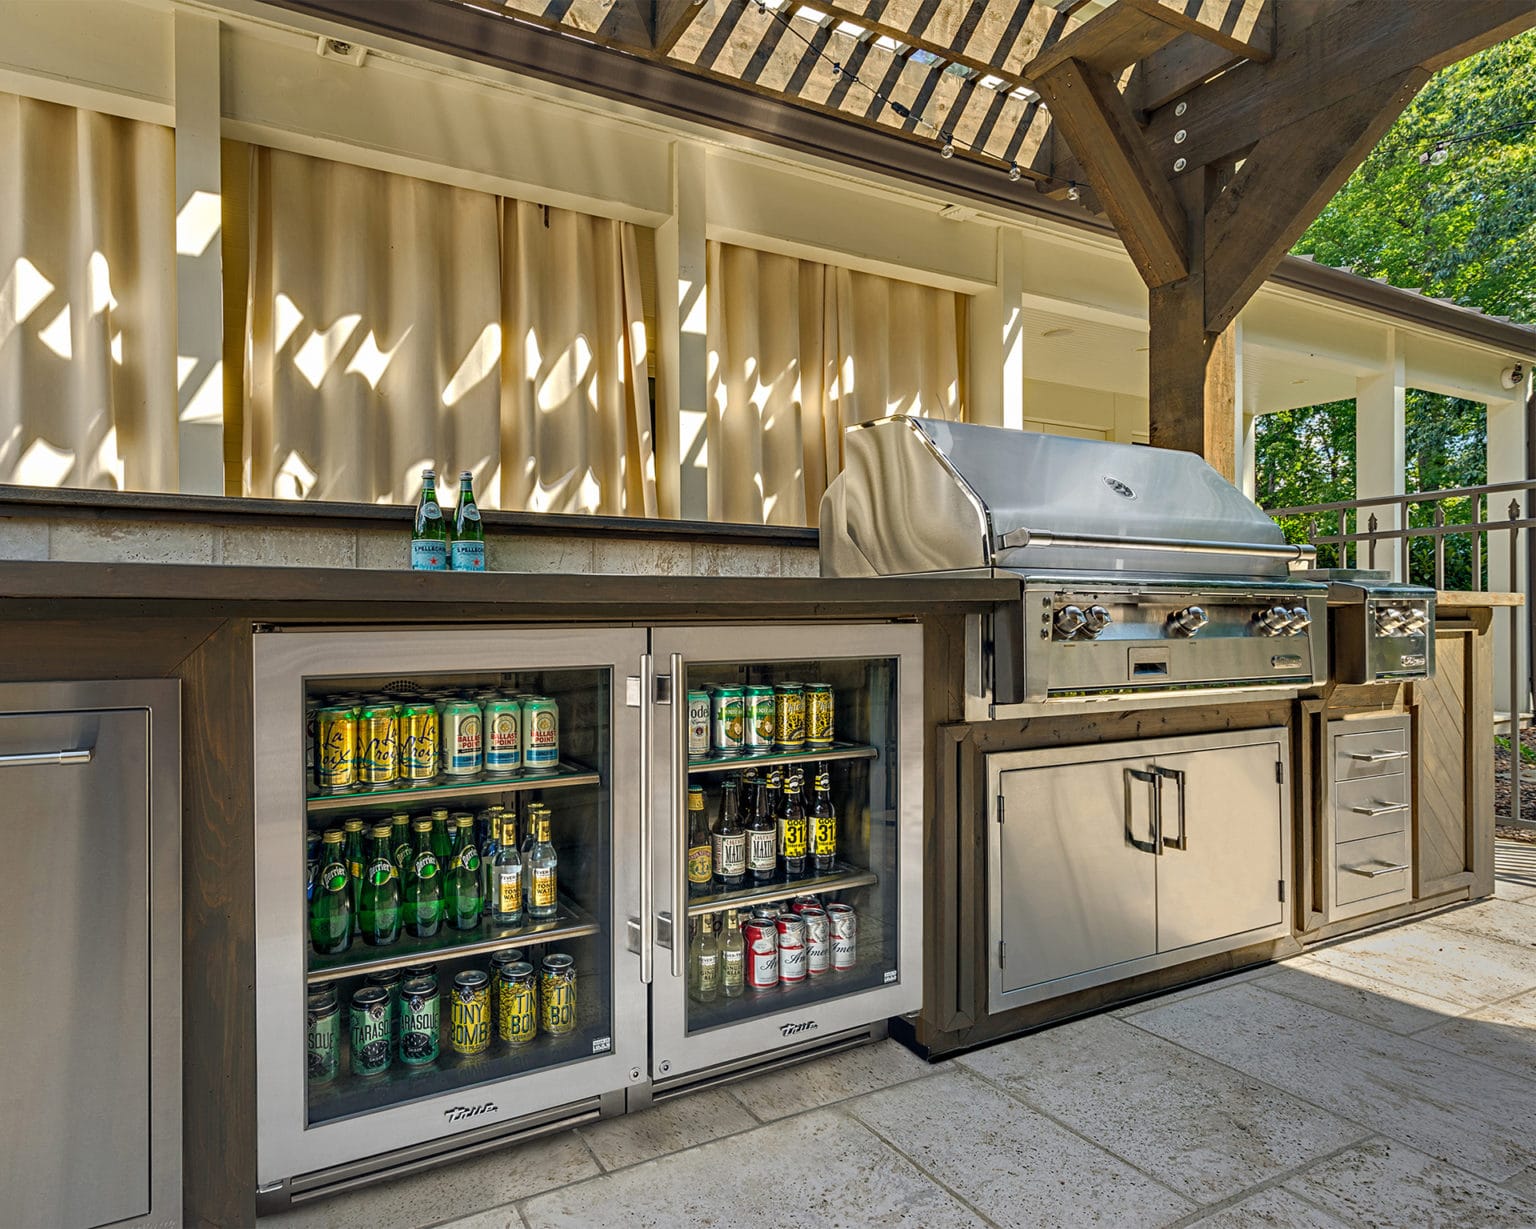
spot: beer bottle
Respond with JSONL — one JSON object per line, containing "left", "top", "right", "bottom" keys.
{"left": 410, "top": 468, "right": 449, "bottom": 571}
{"left": 449, "top": 470, "right": 486, "bottom": 572}
{"left": 810, "top": 763, "right": 837, "bottom": 873}
{"left": 342, "top": 818, "right": 365, "bottom": 936}
{"left": 310, "top": 829, "right": 353, "bottom": 955}
{"left": 711, "top": 777, "right": 737, "bottom": 837}
{"left": 713, "top": 780, "right": 747, "bottom": 887}
{"left": 766, "top": 766, "right": 783, "bottom": 820}
{"left": 358, "top": 824, "right": 403, "bottom": 946}
{"left": 445, "top": 815, "right": 483, "bottom": 931}
{"left": 719, "top": 909, "right": 745, "bottom": 998}
{"left": 779, "top": 769, "right": 808, "bottom": 877}
{"left": 746, "top": 780, "right": 777, "bottom": 883}
{"left": 404, "top": 818, "right": 444, "bottom": 937}
{"left": 479, "top": 806, "right": 502, "bottom": 918}
{"left": 526, "top": 805, "right": 559, "bottom": 919}
{"left": 689, "top": 915, "right": 719, "bottom": 1003}
{"left": 492, "top": 814, "right": 523, "bottom": 926}
{"left": 686, "top": 785, "right": 712, "bottom": 896}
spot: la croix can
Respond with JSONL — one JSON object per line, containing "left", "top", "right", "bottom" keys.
{"left": 827, "top": 903, "right": 858, "bottom": 971}
{"left": 522, "top": 696, "right": 560, "bottom": 770}
{"left": 776, "top": 913, "right": 808, "bottom": 983}
{"left": 540, "top": 953, "right": 577, "bottom": 1036}
{"left": 450, "top": 970, "right": 492, "bottom": 1055}
{"left": 399, "top": 975, "right": 440, "bottom": 1066}
{"left": 357, "top": 702, "right": 400, "bottom": 786}
{"left": 711, "top": 687, "right": 744, "bottom": 756}
{"left": 400, "top": 702, "right": 440, "bottom": 783}
{"left": 773, "top": 684, "right": 806, "bottom": 750}
{"left": 306, "top": 985, "right": 340, "bottom": 1083}
{"left": 800, "top": 905, "right": 830, "bottom": 975}
{"left": 349, "top": 985, "right": 392, "bottom": 1076}
{"left": 483, "top": 697, "right": 522, "bottom": 775}
{"left": 686, "top": 691, "right": 711, "bottom": 761}
{"left": 315, "top": 705, "right": 358, "bottom": 793}
{"left": 441, "top": 700, "right": 484, "bottom": 777}
{"left": 744, "top": 914, "right": 779, "bottom": 990}
{"left": 743, "top": 685, "right": 776, "bottom": 756}
{"left": 498, "top": 961, "right": 538, "bottom": 1046}
{"left": 805, "top": 683, "right": 834, "bottom": 747}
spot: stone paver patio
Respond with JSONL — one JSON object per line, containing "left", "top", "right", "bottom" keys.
{"left": 271, "top": 842, "right": 1536, "bottom": 1228}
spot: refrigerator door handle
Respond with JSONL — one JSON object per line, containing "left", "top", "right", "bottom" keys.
{"left": 638, "top": 652, "right": 654, "bottom": 984}
{"left": 668, "top": 651, "right": 687, "bottom": 980}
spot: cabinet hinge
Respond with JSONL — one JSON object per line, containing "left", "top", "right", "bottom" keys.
{"left": 1275, "top": 760, "right": 1285, "bottom": 785}
{"left": 1279, "top": 879, "right": 1286, "bottom": 903}
{"left": 998, "top": 939, "right": 1006, "bottom": 968}
{"left": 996, "top": 794, "right": 1005, "bottom": 825}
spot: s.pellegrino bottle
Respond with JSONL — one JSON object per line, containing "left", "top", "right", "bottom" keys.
{"left": 404, "top": 818, "right": 443, "bottom": 937}
{"left": 411, "top": 468, "right": 448, "bottom": 571}
{"left": 309, "top": 829, "right": 352, "bottom": 955}
{"left": 357, "top": 824, "right": 402, "bottom": 946}
{"left": 450, "top": 470, "right": 486, "bottom": 572}
{"left": 445, "top": 815, "right": 483, "bottom": 931}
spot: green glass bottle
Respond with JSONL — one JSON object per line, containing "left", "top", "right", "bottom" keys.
{"left": 445, "top": 815, "right": 483, "bottom": 931}
{"left": 309, "top": 829, "right": 352, "bottom": 955}
{"left": 404, "top": 818, "right": 444, "bottom": 937}
{"left": 342, "top": 818, "right": 365, "bottom": 936}
{"left": 430, "top": 809, "right": 452, "bottom": 862}
{"left": 411, "top": 468, "right": 448, "bottom": 571}
{"left": 357, "top": 824, "right": 402, "bottom": 946}
{"left": 449, "top": 470, "right": 486, "bottom": 572}
{"left": 390, "top": 814, "right": 412, "bottom": 879}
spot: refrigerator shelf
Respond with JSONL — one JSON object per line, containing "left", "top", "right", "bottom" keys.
{"left": 686, "top": 943, "right": 894, "bottom": 1034}
{"left": 685, "top": 742, "right": 878, "bottom": 776}
{"left": 305, "top": 759, "right": 600, "bottom": 813}
{"left": 684, "top": 862, "right": 878, "bottom": 918}
{"left": 306, "top": 896, "right": 600, "bottom": 983}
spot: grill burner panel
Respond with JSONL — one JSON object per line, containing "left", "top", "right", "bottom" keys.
{"left": 1300, "top": 571, "right": 1436, "bottom": 683}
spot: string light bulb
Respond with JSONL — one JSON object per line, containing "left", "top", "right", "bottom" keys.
{"left": 1429, "top": 142, "right": 1449, "bottom": 165}
{"left": 831, "top": 61, "right": 842, "bottom": 79}
{"left": 1067, "top": 185, "right": 1081, "bottom": 202}
{"left": 1008, "top": 162, "right": 1022, "bottom": 182}
{"left": 940, "top": 131, "right": 955, "bottom": 159}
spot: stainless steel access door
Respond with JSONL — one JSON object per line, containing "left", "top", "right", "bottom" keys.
{"left": 0, "top": 681, "right": 181, "bottom": 1229}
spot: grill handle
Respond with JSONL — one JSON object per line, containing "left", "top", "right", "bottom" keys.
{"left": 996, "top": 527, "right": 1315, "bottom": 564}
{"left": 1124, "top": 767, "right": 1161, "bottom": 855}
{"left": 1351, "top": 801, "right": 1410, "bottom": 817}
{"left": 1344, "top": 861, "right": 1410, "bottom": 878}
{"left": 1349, "top": 749, "right": 1409, "bottom": 764}
{"left": 0, "top": 749, "right": 92, "bottom": 768}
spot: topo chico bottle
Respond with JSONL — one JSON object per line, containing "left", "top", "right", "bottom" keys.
{"left": 449, "top": 470, "right": 486, "bottom": 572}
{"left": 410, "top": 468, "right": 448, "bottom": 571}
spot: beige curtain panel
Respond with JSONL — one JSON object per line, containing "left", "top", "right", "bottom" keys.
{"left": 707, "top": 240, "right": 966, "bottom": 527}
{"left": 0, "top": 93, "right": 177, "bottom": 491}
{"left": 244, "top": 147, "right": 655, "bottom": 513}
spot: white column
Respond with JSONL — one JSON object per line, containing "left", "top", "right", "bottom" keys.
{"left": 1354, "top": 329, "right": 1407, "bottom": 577}
{"left": 173, "top": 10, "right": 224, "bottom": 495}
{"left": 1487, "top": 391, "right": 1528, "bottom": 718}
{"left": 1230, "top": 320, "right": 1254, "bottom": 497}
{"left": 655, "top": 141, "right": 707, "bottom": 519}
{"left": 967, "top": 226, "right": 1025, "bottom": 429}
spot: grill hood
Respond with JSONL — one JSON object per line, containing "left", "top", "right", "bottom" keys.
{"left": 821, "top": 416, "right": 1310, "bottom": 581}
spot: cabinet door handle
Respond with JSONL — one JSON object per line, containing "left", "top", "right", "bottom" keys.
{"left": 1349, "top": 749, "right": 1409, "bottom": 763}
{"left": 1351, "top": 801, "right": 1409, "bottom": 817}
{"left": 1124, "top": 767, "right": 1160, "bottom": 854}
{"left": 637, "top": 652, "right": 654, "bottom": 985}
{"left": 668, "top": 651, "right": 686, "bottom": 981}
{"left": 0, "top": 749, "right": 92, "bottom": 767}
{"left": 1153, "top": 766, "right": 1186, "bottom": 850}
{"left": 1344, "top": 860, "right": 1410, "bottom": 878}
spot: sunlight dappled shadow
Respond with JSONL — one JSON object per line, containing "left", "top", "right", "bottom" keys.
{"left": 442, "top": 323, "right": 500, "bottom": 407}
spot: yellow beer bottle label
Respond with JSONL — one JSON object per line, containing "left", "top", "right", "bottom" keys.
{"left": 812, "top": 816, "right": 836, "bottom": 856}
{"left": 533, "top": 867, "right": 557, "bottom": 908}
{"left": 687, "top": 842, "right": 712, "bottom": 884}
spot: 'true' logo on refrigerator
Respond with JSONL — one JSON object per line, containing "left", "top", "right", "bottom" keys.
{"left": 779, "top": 1020, "right": 819, "bottom": 1037}
{"left": 444, "top": 1103, "right": 499, "bottom": 1123}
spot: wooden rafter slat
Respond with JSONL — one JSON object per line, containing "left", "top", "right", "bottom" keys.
{"left": 652, "top": 0, "right": 709, "bottom": 55}
{"left": 500, "top": 0, "right": 653, "bottom": 50}
{"left": 1024, "top": 1, "right": 1184, "bottom": 79}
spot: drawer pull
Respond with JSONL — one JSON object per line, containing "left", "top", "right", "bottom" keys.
{"left": 1349, "top": 749, "right": 1409, "bottom": 763}
{"left": 0, "top": 748, "right": 92, "bottom": 768}
{"left": 1344, "top": 860, "right": 1410, "bottom": 878}
{"left": 1350, "top": 801, "right": 1410, "bottom": 817}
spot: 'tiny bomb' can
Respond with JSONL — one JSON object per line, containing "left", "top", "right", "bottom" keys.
{"left": 450, "top": 970, "right": 492, "bottom": 1055}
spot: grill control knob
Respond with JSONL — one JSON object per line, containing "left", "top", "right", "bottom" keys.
{"left": 1375, "top": 606, "right": 1406, "bottom": 635}
{"left": 1170, "top": 605, "right": 1209, "bottom": 637}
{"left": 1082, "top": 605, "right": 1113, "bottom": 637}
{"left": 1401, "top": 608, "right": 1429, "bottom": 635}
{"left": 1255, "top": 606, "right": 1293, "bottom": 636}
{"left": 1286, "top": 606, "right": 1313, "bottom": 636}
{"left": 1054, "top": 605, "right": 1088, "bottom": 638}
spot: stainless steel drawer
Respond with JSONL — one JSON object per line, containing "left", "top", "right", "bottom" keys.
{"left": 1334, "top": 726, "right": 1410, "bottom": 782}
{"left": 1335, "top": 830, "right": 1412, "bottom": 907}
{"left": 1335, "top": 772, "right": 1411, "bottom": 843}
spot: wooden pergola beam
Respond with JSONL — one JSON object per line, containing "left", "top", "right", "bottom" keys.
{"left": 500, "top": 0, "right": 655, "bottom": 51}
{"left": 1124, "top": 0, "right": 1272, "bottom": 62}
{"left": 651, "top": 0, "right": 708, "bottom": 56}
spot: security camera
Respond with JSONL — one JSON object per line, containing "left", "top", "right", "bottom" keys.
{"left": 1502, "top": 362, "right": 1527, "bottom": 390}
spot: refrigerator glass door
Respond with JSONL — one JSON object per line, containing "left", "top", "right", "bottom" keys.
{"left": 255, "top": 628, "right": 646, "bottom": 1188}
{"left": 648, "top": 624, "right": 923, "bottom": 1080}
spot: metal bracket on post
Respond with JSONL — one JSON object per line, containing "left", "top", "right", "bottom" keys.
{"left": 1510, "top": 500, "right": 1523, "bottom": 822}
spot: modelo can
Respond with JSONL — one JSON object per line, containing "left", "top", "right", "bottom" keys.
{"left": 743, "top": 685, "right": 776, "bottom": 756}
{"left": 365, "top": 969, "right": 404, "bottom": 1056}
{"left": 357, "top": 701, "right": 399, "bottom": 786}
{"left": 686, "top": 691, "right": 711, "bottom": 761}
{"left": 498, "top": 960, "right": 538, "bottom": 1046}
{"left": 349, "top": 985, "right": 392, "bottom": 1077}
{"left": 400, "top": 701, "right": 440, "bottom": 783}
{"left": 484, "top": 697, "right": 522, "bottom": 775}
{"left": 800, "top": 905, "right": 830, "bottom": 975}
{"left": 540, "top": 953, "right": 577, "bottom": 1036}
{"left": 315, "top": 704, "right": 358, "bottom": 793}
{"left": 773, "top": 684, "right": 806, "bottom": 750}
{"left": 450, "top": 970, "right": 492, "bottom": 1055}
{"left": 711, "top": 686, "right": 745, "bottom": 756}
{"left": 744, "top": 914, "right": 779, "bottom": 990}
{"left": 827, "top": 903, "right": 858, "bottom": 971}
{"left": 522, "top": 696, "right": 560, "bottom": 771}
{"left": 776, "top": 912, "right": 808, "bottom": 983}
{"left": 306, "top": 985, "right": 340, "bottom": 1083}
{"left": 805, "top": 683, "right": 834, "bottom": 747}
{"left": 399, "top": 975, "right": 440, "bottom": 1066}
{"left": 441, "top": 699, "right": 484, "bottom": 777}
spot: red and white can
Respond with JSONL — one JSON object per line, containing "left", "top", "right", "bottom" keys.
{"left": 826, "top": 903, "right": 857, "bottom": 971}
{"left": 789, "top": 895, "right": 821, "bottom": 915}
{"left": 776, "top": 913, "right": 807, "bottom": 983}
{"left": 800, "top": 906, "right": 830, "bottom": 975}
{"left": 744, "top": 915, "right": 779, "bottom": 990}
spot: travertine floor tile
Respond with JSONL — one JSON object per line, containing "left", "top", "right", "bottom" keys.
{"left": 848, "top": 1068, "right": 1191, "bottom": 1227}
{"left": 432, "top": 1208, "right": 527, "bottom": 1229}
{"left": 577, "top": 1087, "right": 758, "bottom": 1171}
{"left": 1424, "top": 897, "right": 1536, "bottom": 949}
{"left": 957, "top": 1013, "right": 1365, "bottom": 1203}
{"left": 1302, "top": 922, "right": 1536, "bottom": 1008}
{"left": 1259, "top": 956, "right": 1467, "bottom": 1035}
{"left": 1414, "top": 987, "right": 1536, "bottom": 1078}
{"left": 1184, "top": 1188, "right": 1351, "bottom": 1228}
{"left": 725, "top": 1038, "right": 934, "bottom": 1121}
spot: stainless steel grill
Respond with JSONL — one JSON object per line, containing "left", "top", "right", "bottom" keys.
{"left": 1300, "top": 569, "right": 1436, "bottom": 684}
{"left": 820, "top": 416, "right": 1330, "bottom": 705}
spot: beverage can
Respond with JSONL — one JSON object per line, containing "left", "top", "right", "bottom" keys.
{"left": 742, "top": 686, "right": 776, "bottom": 755}
{"left": 711, "top": 687, "right": 745, "bottom": 756}
{"left": 805, "top": 684, "right": 834, "bottom": 747}
{"left": 483, "top": 698, "right": 522, "bottom": 775}
{"left": 306, "top": 986, "right": 340, "bottom": 1083}
{"left": 315, "top": 706, "right": 357, "bottom": 793}
{"left": 399, "top": 975, "right": 440, "bottom": 1066}
{"left": 776, "top": 913, "right": 808, "bottom": 983}
{"left": 498, "top": 961, "right": 538, "bottom": 1046}
{"left": 522, "top": 697, "right": 560, "bottom": 770}
{"left": 827, "top": 903, "right": 858, "bottom": 971}
{"left": 744, "top": 916, "right": 779, "bottom": 990}
{"left": 773, "top": 684, "right": 806, "bottom": 750}
{"left": 450, "top": 970, "right": 492, "bottom": 1055}
{"left": 540, "top": 953, "right": 577, "bottom": 1036}
{"left": 357, "top": 703, "right": 399, "bottom": 786}
{"left": 364, "top": 969, "right": 404, "bottom": 1056}
{"left": 400, "top": 703, "right": 440, "bottom": 783}
{"left": 801, "top": 906, "right": 830, "bottom": 975}
{"left": 686, "top": 691, "right": 711, "bottom": 761}
{"left": 440, "top": 700, "right": 484, "bottom": 777}
{"left": 349, "top": 985, "right": 392, "bottom": 1076}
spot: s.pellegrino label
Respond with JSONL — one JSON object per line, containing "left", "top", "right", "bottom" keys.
{"left": 451, "top": 540, "right": 486, "bottom": 571}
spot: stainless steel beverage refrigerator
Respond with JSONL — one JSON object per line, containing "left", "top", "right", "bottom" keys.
{"left": 252, "top": 622, "right": 922, "bottom": 1208}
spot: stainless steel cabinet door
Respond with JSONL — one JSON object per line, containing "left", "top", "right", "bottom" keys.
{"left": 0, "top": 710, "right": 151, "bottom": 1228}
{"left": 1152, "top": 737, "right": 1286, "bottom": 953}
{"left": 995, "top": 755, "right": 1158, "bottom": 994}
